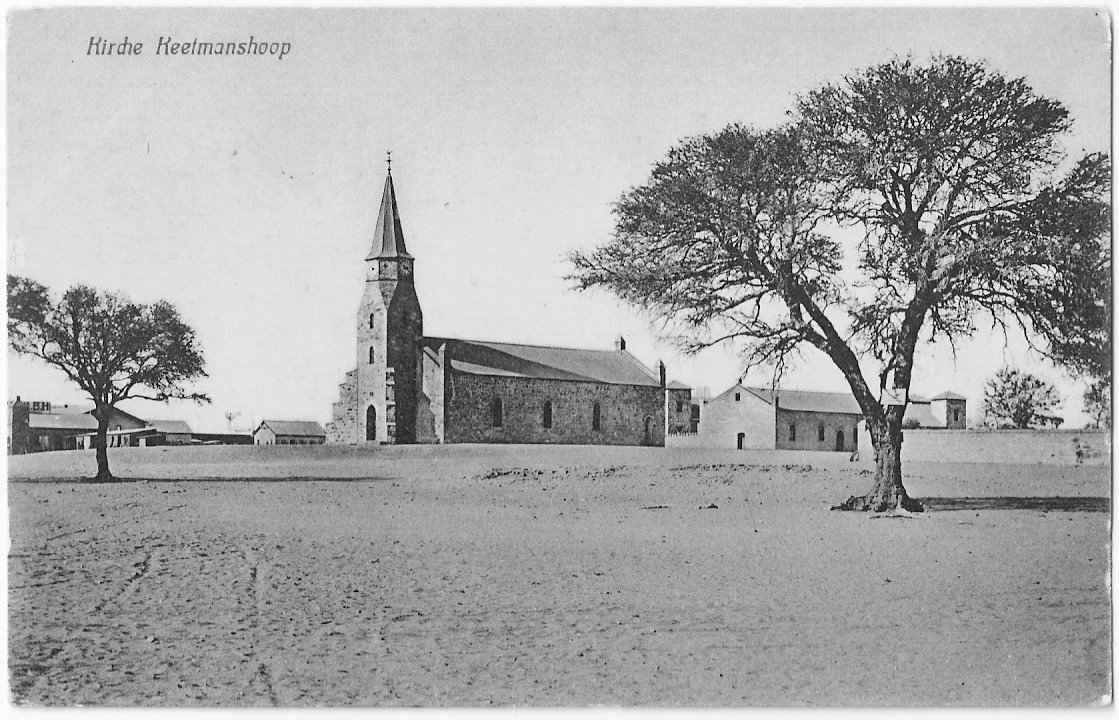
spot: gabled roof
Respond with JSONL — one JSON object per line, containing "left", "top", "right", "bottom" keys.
{"left": 932, "top": 390, "right": 967, "bottom": 401}
{"left": 365, "top": 172, "right": 410, "bottom": 260}
{"left": 431, "top": 338, "right": 661, "bottom": 387}
{"left": 50, "top": 403, "right": 95, "bottom": 415}
{"left": 708, "top": 384, "right": 863, "bottom": 414}
{"left": 150, "top": 420, "right": 192, "bottom": 434}
{"left": 257, "top": 420, "right": 326, "bottom": 437}
{"left": 28, "top": 413, "right": 99, "bottom": 431}
{"left": 745, "top": 386, "right": 863, "bottom": 415}
{"left": 667, "top": 380, "right": 691, "bottom": 390}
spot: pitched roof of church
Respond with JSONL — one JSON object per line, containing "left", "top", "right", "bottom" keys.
{"left": 366, "top": 172, "right": 411, "bottom": 260}
{"left": 931, "top": 390, "right": 967, "bottom": 400}
{"left": 431, "top": 338, "right": 662, "bottom": 387}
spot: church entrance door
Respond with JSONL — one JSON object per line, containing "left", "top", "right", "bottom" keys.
{"left": 835, "top": 429, "right": 845, "bottom": 452}
{"left": 366, "top": 406, "right": 377, "bottom": 442}
{"left": 643, "top": 416, "right": 653, "bottom": 445}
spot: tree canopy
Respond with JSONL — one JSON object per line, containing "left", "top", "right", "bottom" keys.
{"left": 570, "top": 55, "right": 1110, "bottom": 511}
{"left": 982, "top": 367, "right": 1061, "bottom": 429}
{"left": 7, "top": 275, "right": 209, "bottom": 479}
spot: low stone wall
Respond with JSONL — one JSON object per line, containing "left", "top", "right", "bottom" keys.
{"left": 900, "top": 428, "right": 1111, "bottom": 466}
{"left": 668, "top": 427, "right": 1111, "bottom": 466}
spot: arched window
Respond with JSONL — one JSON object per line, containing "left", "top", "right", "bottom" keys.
{"left": 492, "top": 398, "right": 503, "bottom": 428}
{"left": 366, "top": 405, "right": 376, "bottom": 441}
{"left": 788, "top": 423, "right": 796, "bottom": 442}
{"left": 368, "top": 346, "right": 375, "bottom": 364}
{"left": 369, "top": 313, "right": 376, "bottom": 329}
{"left": 542, "top": 401, "right": 553, "bottom": 428}
{"left": 592, "top": 402, "right": 601, "bottom": 431}
{"left": 818, "top": 423, "right": 825, "bottom": 442}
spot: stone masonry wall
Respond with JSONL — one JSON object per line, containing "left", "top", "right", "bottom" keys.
{"left": 416, "top": 344, "right": 446, "bottom": 444}
{"left": 325, "top": 369, "right": 358, "bottom": 444}
{"left": 774, "top": 408, "right": 861, "bottom": 453}
{"left": 666, "top": 388, "right": 692, "bottom": 434}
{"left": 8, "top": 400, "right": 30, "bottom": 455}
{"left": 444, "top": 372, "right": 665, "bottom": 446}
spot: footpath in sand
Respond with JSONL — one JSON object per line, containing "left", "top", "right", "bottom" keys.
{"left": 7, "top": 445, "right": 1111, "bottom": 706}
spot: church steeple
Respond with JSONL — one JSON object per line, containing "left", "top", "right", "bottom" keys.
{"left": 366, "top": 159, "right": 411, "bottom": 261}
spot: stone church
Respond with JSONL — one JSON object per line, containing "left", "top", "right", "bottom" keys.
{"left": 325, "top": 170, "right": 669, "bottom": 446}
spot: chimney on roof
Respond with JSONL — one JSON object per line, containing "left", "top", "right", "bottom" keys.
{"left": 657, "top": 360, "right": 666, "bottom": 388}
{"left": 614, "top": 336, "right": 626, "bottom": 352}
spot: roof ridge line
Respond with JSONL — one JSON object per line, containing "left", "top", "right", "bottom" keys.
{"left": 432, "top": 336, "right": 622, "bottom": 354}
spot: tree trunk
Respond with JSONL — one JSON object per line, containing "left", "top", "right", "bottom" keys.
{"left": 94, "top": 412, "right": 112, "bottom": 481}
{"left": 832, "top": 412, "right": 923, "bottom": 512}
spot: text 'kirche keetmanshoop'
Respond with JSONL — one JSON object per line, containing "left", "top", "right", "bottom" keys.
{"left": 86, "top": 35, "right": 292, "bottom": 60}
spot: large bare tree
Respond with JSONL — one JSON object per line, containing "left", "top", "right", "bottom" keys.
{"left": 570, "top": 56, "right": 1110, "bottom": 511}
{"left": 7, "top": 276, "right": 210, "bottom": 480}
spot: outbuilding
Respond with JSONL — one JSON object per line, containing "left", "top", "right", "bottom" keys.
{"left": 254, "top": 420, "right": 327, "bottom": 445}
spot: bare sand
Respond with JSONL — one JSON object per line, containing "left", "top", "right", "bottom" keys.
{"left": 7, "top": 444, "right": 1111, "bottom": 706}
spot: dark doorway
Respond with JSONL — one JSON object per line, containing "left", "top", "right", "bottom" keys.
{"left": 643, "top": 416, "right": 653, "bottom": 445}
{"left": 736, "top": 432, "right": 745, "bottom": 450}
{"left": 835, "top": 429, "right": 845, "bottom": 452}
{"left": 366, "top": 406, "right": 377, "bottom": 442}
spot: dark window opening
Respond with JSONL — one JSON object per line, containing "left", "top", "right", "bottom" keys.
{"left": 543, "top": 401, "right": 553, "bottom": 428}
{"left": 789, "top": 423, "right": 796, "bottom": 442}
{"left": 368, "top": 346, "right": 375, "bottom": 364}
{"left": 676, "top": 400, "right": 684, "bottom": 413}
{"left": 818, "top": 423, "right": 825, "bottom": 442}
{"left": 734, "top": 392, "right": 741, "bottom": 401}
{"left": 592, "top": 402, "right": 601, "bottom": 431}
{"left": 492, "top": 398, "right": 504, "bottom": 428}
{"left": 369, "top": 313, "right": 375, "bottom": 329}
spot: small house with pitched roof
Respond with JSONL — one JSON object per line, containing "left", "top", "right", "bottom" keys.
{"left": 698, "top": 382, "right": 968, "bottom": 451}
{"left": 254, "top": 420, "right": 327, "bottom": 445}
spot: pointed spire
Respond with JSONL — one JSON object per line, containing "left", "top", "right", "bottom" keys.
{"left": 366, "top": 160, "right": 411, "bottom": 260}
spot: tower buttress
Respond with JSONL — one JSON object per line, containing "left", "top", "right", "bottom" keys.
{"left": 355, "top": 165, "right": 423, "bottom": 444}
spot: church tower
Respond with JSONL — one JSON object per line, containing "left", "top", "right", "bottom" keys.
{"left": 355, "top": 163, "right": 423, "bottom": 443}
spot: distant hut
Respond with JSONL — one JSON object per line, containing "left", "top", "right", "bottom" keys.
{"left": 253, "top": 420, "right": 327, "bottom": 445}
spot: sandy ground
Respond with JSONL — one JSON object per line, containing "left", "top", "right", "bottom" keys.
{"left": 7, "top": 444, "right": 1111, "bottom": 706}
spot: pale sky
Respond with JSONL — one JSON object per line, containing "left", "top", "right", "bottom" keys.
{"left": 5, "top": 6, "right": 1111, "bottom": 432}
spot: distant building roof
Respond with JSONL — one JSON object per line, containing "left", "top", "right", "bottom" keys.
{"left": 666, "top": 380, "right": 691, "bottom": 390}
{"left": 47, "top": 403, "right": 95, "bottom": 415}
{"left": 746, "top": 386, "right": 863, "bottom": 415}
{"left": 28, "top": 413, "right": 98, "bottom": 431}
{"left": 257, "top": 420, "right": 326, "bottom": 438}
{"left": 149, "top": 420, "right": 193, "bottom": 435}
{"left": 932, "top": 391, "right": 967, "bottom": 401}
{"left": 432, "top": 338, "right": 662, "bottom": 387}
